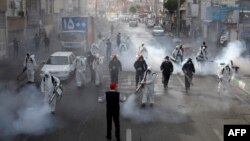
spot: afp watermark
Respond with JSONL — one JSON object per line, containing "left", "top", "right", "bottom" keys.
{"left": 224, "top": 125, "right": 250, "bottom": 141}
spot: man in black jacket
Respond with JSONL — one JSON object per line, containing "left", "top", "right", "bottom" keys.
{"left": 134, "top": 55, "right": 147, "bottom": 87}
{"left": 106, "top": 39, "right": 112, "bottom": 61}
{"left": 105, "top": 82, "right": 120, "bottom": 141}
{"left": 160, "top": 56, "right": 174, "bottom": 89}
{"left": 182, "top": 58, "right": 195, "bottom": 91}
{"left": 109, "top": 55, "right": 122, "bottom": 83}
{"left": 87, "top": 51, "right": 95, "bottom": 82}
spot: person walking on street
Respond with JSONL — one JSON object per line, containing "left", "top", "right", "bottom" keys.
{"left": 40, "top": 71, "right": 60, "bottom": 114}
{"left": 87, "top": 51, "right": 95, "bottom": 82}
{"left": 116, "top": 33, "right": 121, "bottom": 48}
{"left": 93, "top": 54, "right": 103, "bottom": 86}
{"left": 34, "top": 33, "right": 40, "bottom": 50}
{"left": 109, "top": 54, "right": 122, "bottom": 83}
{"left": 23, "top": 53, "right": 37, "bottom": 83}
{"left": 134, "top": 55, "right": 147, "bottom": 87}
{"left": 13, "top": 38, "right": 19, "bottom": 58}
{"left": 105, "top": 82, "right": 121, "bottom": 141}
{"left": 44, "top": 35, "right": 50, "bottom": 51}
{"left": 182, "top": 58, "right": 195, "bottom": 91}
{"left": 75, "top": 57, "right": 87, "bottom": 87}
{"left": 140, "top": 67, "right": 157, "bottom": 108}
{"left": 106, "top": 39, "right": 112, "bottom": 61}
{"left": 160, "top": 56, "right": 174, "bottom": 89}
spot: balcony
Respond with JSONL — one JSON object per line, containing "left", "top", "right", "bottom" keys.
{"left": 0, "top": 0, "right": 7, "bottom": 11}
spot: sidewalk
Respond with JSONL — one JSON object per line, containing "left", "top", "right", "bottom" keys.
{"left": 231, "top": 75, "right": 250, "bottom": 95}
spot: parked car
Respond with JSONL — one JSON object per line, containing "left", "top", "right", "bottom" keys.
{"left": 147, "top": 20, "right": 155, "bottom": 28}
{"left": 129, "top": 19, "right": 138, "bottom": 27}
{"left": 41, "top": 52, "right": 76, "bottom": 80}
{"left": 152, "top": 26, "right": 164, "bottom": 36}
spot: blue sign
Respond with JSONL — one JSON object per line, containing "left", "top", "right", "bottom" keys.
{"left": 207, "top": 6, "right": 243, "bottom": 20}
{"left": 62, "top": 17, "right": 88, "bottom": 31}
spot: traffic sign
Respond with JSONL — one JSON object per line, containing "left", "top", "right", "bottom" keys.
{"left": 62, "top": 17, "right": 88, "bottom": 31}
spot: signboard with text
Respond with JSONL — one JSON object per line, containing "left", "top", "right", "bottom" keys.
{"left": 62, "top": 17, "right": 88, "bottom": 31}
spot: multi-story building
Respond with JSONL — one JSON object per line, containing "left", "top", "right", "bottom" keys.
{"left": 182, "top": 0, "right": 241, "bottom": 44}
{"left": 0, "top": 0, "right": 7, "bottom": 58}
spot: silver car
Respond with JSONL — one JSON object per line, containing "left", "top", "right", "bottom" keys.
{"left": 41, "top": 52, "right": 76, "bottom": 80}
{"left": 129, "top": 20, "right": 138, "bottom": 27}
{"left": 152, "top": 26, "right": 164, "bottom": 36}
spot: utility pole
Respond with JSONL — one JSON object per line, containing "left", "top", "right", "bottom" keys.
{"left": 177, "top": 0, "right": 180, "bottom": 37}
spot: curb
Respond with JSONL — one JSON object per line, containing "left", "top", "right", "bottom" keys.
{"left": 231, "top": 76, "right": 250, "bottom": 95}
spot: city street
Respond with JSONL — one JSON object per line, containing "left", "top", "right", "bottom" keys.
{"left": 1, "top": 22, "right": 250, "bottom": 141}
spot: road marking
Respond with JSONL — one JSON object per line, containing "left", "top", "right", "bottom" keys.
{"left": 213, "top": 129, "right": 223, "bottom": 141}
{"left": 126, "top": 129, "right": 132, "bottom": 141}
{"left": 176, "top": 75, "right": 185, "bottom": 88}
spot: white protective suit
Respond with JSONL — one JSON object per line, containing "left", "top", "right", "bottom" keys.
{"left": 91, "top": 43, "right": 101, "bottom": 56}
{"left": 218, "top": 65, "right": 232, "bottom": 93}
{"left": 40, "top": 72, "right": 60, "bottom": 112}
{"left": 172, "top": 48, "right": 183, "bottom": 62}
{"left": 138, "top": 44, "right": 148, "bottom": 59}
{"left": 196, "top": 47, "right": 208, "bottom": 61}
{"left": 75, "top": 57, "right": 87, "bottom": 87}
{"left": 141, "top": 69, "right": 157, "bottom": 104}
{"left": 24, "top": 55, "right": 37, "bottom": 82}
{"left": 92, "top": 56, "right": 103, "bottom": 86}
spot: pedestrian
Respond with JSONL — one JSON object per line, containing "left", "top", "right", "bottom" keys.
{"left": 134, "top": 55, "right": 147, "bottom": 87}
{"left": 75, "top": 57, "right": 87, "bottom": 87}
{"left": 13, "top": 38, "right": 19, "bottom": 58}
{"left": 109, "top": 54, "right": 122, "bottom": 83}
{"left": 116, "top": 33, "right": 121, "bottom": 48}
{"left": 105, "top": 82, "right": 121, "bottom": 141}
{"left": 196, "top": 42, "right": 208, "bottom": 61}
{"left": 182, "top": 58, "right": 195, "bottom": 91}
{"left": 138, "top": 43, "right": 148, "bottom": 59}
{"left": 40, "top": 71, "right": 60, "bottom": 114}
{"left": 23, "top": 53, "right": 37, "bottom": 83}
{"left": 106, "top": 39, "right": 112, "bottom": 61}
{"left": 172, "top": 45, "right": 183, "bottom": 63}
{"left": 34, "top": 33, "right": 40, "bottom": 50}
{"left": 87, "top": 51, "right": 95, "bottom": 82}
{"left": 140, "top": 67, "right": 157, "bottom": 108}
{"left": 93, "top": 54, "right": 103, "bottom": 86}
{"left": 160, "top": 56, "right": 174, "bottom": 89}
{"left": 217, "top": 64, "right": 232, "bottom": 94}
{"left": 44, "top": 35, "right": 50, "bottom": 51}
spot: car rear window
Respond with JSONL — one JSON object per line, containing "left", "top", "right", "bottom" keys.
{"left": 48, "top": 56, "right": 69, "bottom": 65}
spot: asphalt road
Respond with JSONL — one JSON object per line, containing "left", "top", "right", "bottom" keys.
{"left": 1, "top": 22, "right": 250, "bottom": 141}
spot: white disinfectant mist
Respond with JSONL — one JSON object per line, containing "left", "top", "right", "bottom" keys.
{"left": 0, "top": 84, "right": 57, "bottom": 140}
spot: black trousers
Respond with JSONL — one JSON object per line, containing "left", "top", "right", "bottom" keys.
{"left": 163, "top": 73, "right": 171, "bottom": 87}
{"left": 106, "top": 110, "right": 120, "bottom": 139}
{"left": 185, "top": 73, "right": 193, "bottom": 90}
{"left": 135, "top": 71, "right": 144, "bottom": 86}
{"left": 111, "top": 71, "right": 119, "bottom": 83}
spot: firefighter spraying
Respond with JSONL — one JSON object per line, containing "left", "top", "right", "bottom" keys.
{"left": 75, "top": 56, "right": 87, "bottom": 87}
{"left": 140, "top": 67, "right": 157, "bottom": 108}
{"left": 40, "top": 71, "right": 61, "bottom": 114}
{"left": 18, "top": 53, "right": 37, "bottom": 83}
{"left": 217, "top": 64, "right": 232, "bottom": 94}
